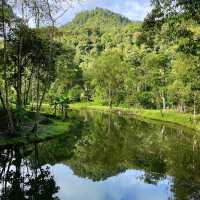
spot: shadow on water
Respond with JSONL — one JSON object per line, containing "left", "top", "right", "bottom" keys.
{"left": 0, "top": 110, "right": 200, "bottom": 199}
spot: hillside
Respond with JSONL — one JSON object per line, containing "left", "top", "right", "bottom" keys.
{"left": 63, "top": 7, "right": 132, "bottom": 31}
{"left": 56, "top": 6, "right": 200, "bottom": 114}
{"left": 59, "top": 8, "right": 141, "bottom": 64}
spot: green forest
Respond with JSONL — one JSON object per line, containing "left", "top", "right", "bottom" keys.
{"left": 1, "top": 0, "right": 200, "bottom": 136}
{"left": 1, "top": 1, "right": 200, "bottom": 199}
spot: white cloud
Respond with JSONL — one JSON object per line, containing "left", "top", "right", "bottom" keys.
{"left": 112, "top": 0, "right": 152, "bottom": 21}
{"left": 50, "top": 164, "right": 172, "bottom": 200}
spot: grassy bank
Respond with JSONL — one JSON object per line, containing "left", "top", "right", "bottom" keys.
{"left": 0, "top": 116, "right": 71, "bottom": 146}
{"left": 1, "top": 102, "right": 199, "bottom": 146}
{"left": 32, "top": 120, "right": 71, "bottom": 141}
{"left": 70, "top": 102, "right": 200, "bottom": 132}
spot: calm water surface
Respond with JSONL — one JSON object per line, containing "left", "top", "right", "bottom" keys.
{"left": 0, "top": 110, "right": 200, "bottom": 200}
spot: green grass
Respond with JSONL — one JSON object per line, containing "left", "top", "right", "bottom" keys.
{"left": 0, "top": 119, "right": 71, "bottom": 146}
{"left": 36, "top": 120, "right": 70, "bottom": 141}
{"left": 70, "top": 102, "right": 200, "bottom": 132}
{"left": 1, "top": 101, "right": 198, "bottom": 146}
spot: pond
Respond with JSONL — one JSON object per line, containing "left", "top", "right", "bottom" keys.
{"left": 0, "top": 110, "right": 199, "bottom": 200}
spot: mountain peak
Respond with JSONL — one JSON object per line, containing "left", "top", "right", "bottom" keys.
{"left": 64, "top": 8, "right": 131, "bottom": 31}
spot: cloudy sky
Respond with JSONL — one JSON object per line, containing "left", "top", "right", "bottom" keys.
{"left": 52, "top": 164, "right": 172, "bottom": 200}
{"left": 57, "top": 0, "right": 152, "bottom": 26}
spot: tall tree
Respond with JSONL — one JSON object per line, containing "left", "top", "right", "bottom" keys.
{"left": 0, "top": 0, "right": 16, "bottom": 134}
{"left": 93, "top": 50, "right": 129, "bottom": 108}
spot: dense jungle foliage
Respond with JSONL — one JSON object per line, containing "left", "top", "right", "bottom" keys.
{"left": 58, "top": 3, "right": 200, "bottom": 115}
{"left": 1, "top": 0, "right": 200, "bottom": 135}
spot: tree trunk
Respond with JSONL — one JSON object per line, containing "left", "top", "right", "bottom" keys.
{"left": 0, "top": 90, "right": 6, "bottom": 110}
{"left": 1, "top": 0, "right": 15, "bottom": 135}
{"left": 24, "top": 67, "right": 34, "bottom": 106}
{"left": 108, "top": 86, "right": 112, "bottom": 109}
{"left": 193, "top": 92, "right": 197, "bottom": 121}
{"left": 162, "top": 94, "right": 166, "bottom": 110}
{"left": 54, "top": 104, "right": 57, "bottom": 116}
{"left": 62, "top": 105, "right": 64, "bottom": 116}
{"left": 16, "top": 1, "right": 25, "bottom": 129}
{"left": 32, "top": 66, "right": 40, "bottom": 133}
{"left": 32, "top": 82, "right": 48, "bottom": 133}
{"left": 64, "top": 107, "right": 68, "bottom": 119}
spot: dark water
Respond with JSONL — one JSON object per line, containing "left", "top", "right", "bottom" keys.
{"left": 0, "top": 110, "right": 200, "bottom": 200}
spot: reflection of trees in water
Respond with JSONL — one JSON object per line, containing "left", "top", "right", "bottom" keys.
{"left": 1, "top": 111, "right": 200, "bottom": 199}
{"left": 167, "top": 132, "right": 200, "bottom": 200}
{"left": 0, "top": 145, "right": 60, "bottom": 200}
{"left": 66, "top": 111, "right": 200, "bottom": 199}
{"left": 66, "top": 111, "right": 168, "bottom": 182}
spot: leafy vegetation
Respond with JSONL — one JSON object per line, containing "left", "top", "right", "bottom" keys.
{"left": 0, "top": 0, "right": 81, "bottom": 135}
{"left": 1, "top": 2, "right": 200, "bottom": 199}
{"left": 1, "top": 1, "right": 200, "bottom": 137}
{"left": 59, "top": 5, "right": 200, "bottom": 121}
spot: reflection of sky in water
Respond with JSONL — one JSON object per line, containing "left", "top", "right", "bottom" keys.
{"left": 48, "top": 164, "right": 173, "bottom": 200}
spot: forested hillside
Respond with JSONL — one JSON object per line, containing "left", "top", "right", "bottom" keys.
{"left": 56, "top": 6, "right": 200, "bottom": 115}
{"left": 1, "top": 1, "right": 200, "bottom": 135}
{"left": 1, "top": 2, "right": 200, "bottom": 198}
{"left": 55, "top": 8, "right": 142, "bottom": 105}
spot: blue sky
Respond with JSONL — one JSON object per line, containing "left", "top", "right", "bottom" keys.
{"left": 57, "top": 0, "right": 152, "bottom": 26}
{"left": 51, "top": 164, "right": 173, "bottom": 200}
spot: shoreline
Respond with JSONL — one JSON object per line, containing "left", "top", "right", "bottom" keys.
{"left": 0, "top": 116, "right": 71, "bottom": 146}
{"left": 0, "top": 103, "right": 199, "bottom": 146}
{"left": 70, "top": 103, "right": 200, "bottom": 133}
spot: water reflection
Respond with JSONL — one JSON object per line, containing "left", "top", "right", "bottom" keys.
{"left": 0, "top": 110, "right": 200, "bottom": 199}
{"left": 53, "top": 164, "right": 172, "bottom": 200}
{"left": 0, "top": 145, "right": 60, "bottom": 199}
